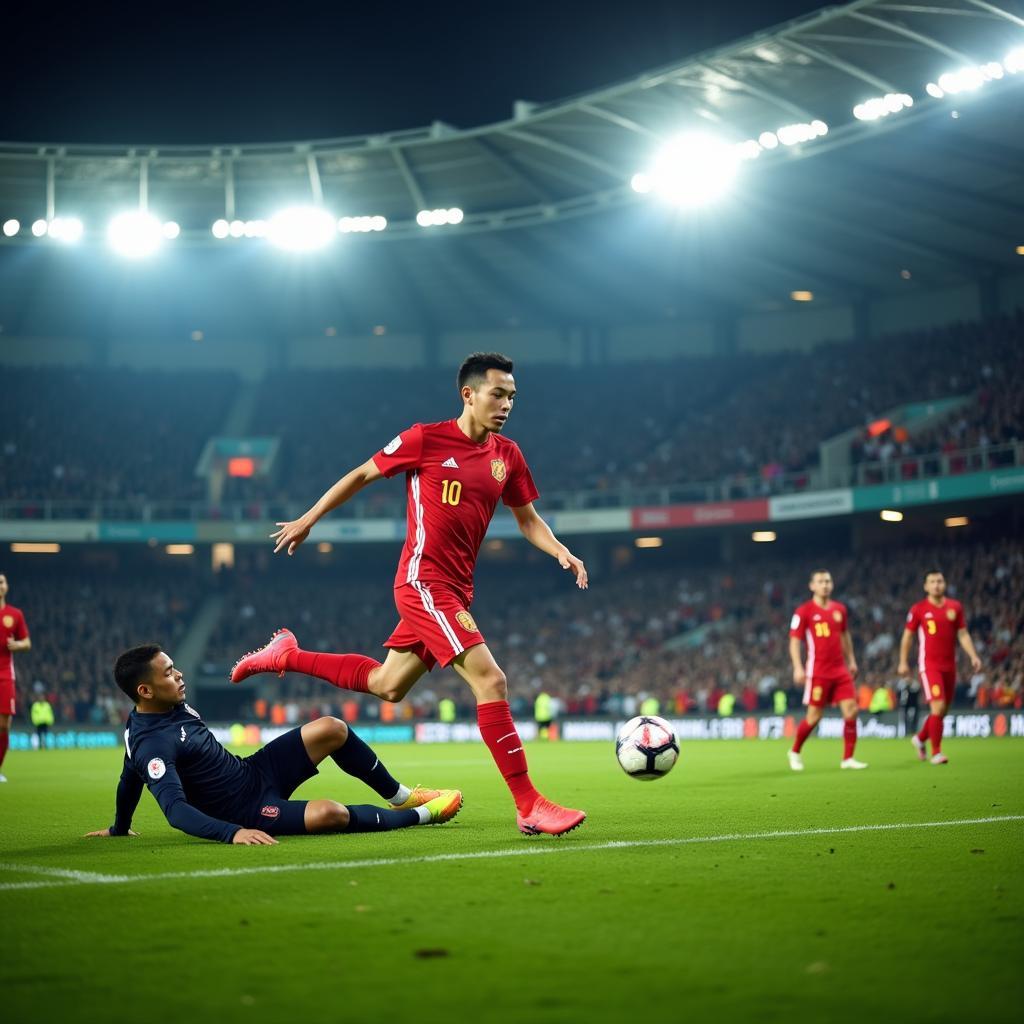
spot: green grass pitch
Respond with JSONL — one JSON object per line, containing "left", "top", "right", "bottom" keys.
{"left": 2, "top": 737, "right": 1022, "bottom": 1024}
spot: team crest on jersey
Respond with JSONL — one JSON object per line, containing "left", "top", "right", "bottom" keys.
{"left": 455, "top": 610, "right": 478, "bottom": 633}
{"left": 832, "top": 611, "right": 842, "bottom": 623}
{"left": 2, "top": 615, "right": 13, "bottom": 629}
{"left": 946, "top": 609, "right": 957, "bottom": 621}
{"left": 490, "top": 458, "right": 506, "bottom": 482}
{"left": 383, "top": 435, "right": 402, "bottom": 455}
{"left": 147, "top": 758, "right": 166, "bottom": 780}
{"left": 260, "top": 805, "right": 280, "bottom": 819}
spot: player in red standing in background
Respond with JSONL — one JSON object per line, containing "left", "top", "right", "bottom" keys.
{"left": 0, "top": 573, "right": 32, "bottom": 782}
{"left": 898, "top": 569, "right": 982, "bottom": 765}
{"left": 231, "top": 353, "right": 590, "bottom": 836}
{"left": 787, "top": 569, "right": 867, "bottom": 772}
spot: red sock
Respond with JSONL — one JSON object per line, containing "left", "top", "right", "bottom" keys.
{"left": 477, "top": 700, "right": 540, "bottom": 815}
{"left": 917, "top": 716, "right": 932, "bottom": 745}
{"left": 792, "top": 718, "right": 815, "bottom": 754}
{"left": 0, "top": 729, "right": 8, "bottom": 770}
{"left": 929, "top": 713, "right": 944, "bottom": 754}
{"left": 286, "top": 650, "right": 378, "bottom": 693}
{"left": 843, "top": 718, "right": 858, "bottom": 760}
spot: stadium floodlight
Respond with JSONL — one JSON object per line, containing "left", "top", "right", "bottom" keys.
{"left": 757, "top": 131, "right": 779, "bottom": 150}
{"left": 267, "top": 206, "right": 335, "bottom": 251}
{"left": 735, "top": 140, "right": 762, "bottom": 161}
{"left": 107, "top": 211, "right": 164, "bottom": 258}
{"left": 938, "top": 67, "right": 984, "bottom": 94}
{"left": 162, "top": 221, "right": 180, "bottom": 240}
{"left": 229, "top": 219, "right": 245, "bottom": 238}
{"left": 3, "top": 219, "right": 20, "bottom": 237}
{"left": 415, "top": 208, "right": 464, "bottom": 227}
{"left": 854, "top": 94, "right": 912, "bottom": 121}
{"left": 925, "top": 82, "right": 945, "bottom": 98}
{"left": 47, "top": 217, "right": 84, "bottom": 243}
{"left": 638, "top": 133, "right": 740, "bottom": 209}
{"left": 371, "top": 215, "right": 387, "bottom": 231}
{"left": 244, "top": 220, "right": 266, "bottom": 238}
{"left": 212, "top": 219, "right": 230, "bottom": 239}
{"left": 1005, "top": 47, "right": 1024, "bottom": 73}
{"left": 630, "top": 173, "right": 652, "bottom": 193}
{"left": 31, "top": 219, "right": 48, "bottom": 237}
{"left": 447, "top": 207, "right": 464, "bottom": 225}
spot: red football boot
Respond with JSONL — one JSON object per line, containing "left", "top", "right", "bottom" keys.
{"left": 231, "top": 628, "right": 298, "bottom": 683}
{"left": 516, "top": 796, "right": 587, "bottom": 837}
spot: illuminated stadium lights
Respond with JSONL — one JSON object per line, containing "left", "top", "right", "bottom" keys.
{"left": 229, "top": 219, "right": 245, "bottom": 238}
{"left": 735, "top": 140, "right": 762, "bottom": 161}
{"left": 162, "top": 221, "right": 180, "bottom": 240}
{"left": 758, "top": 131, "right": 779, "bottom": 150}
{"left": 416, "top": 208, "right": 463, "bottom": 227}
{"left": 1006, "top": 47, "right": 1024, "bottom": 73}
{"left": 47, "top": 217, "right": 84, "bottom": 243}
{"left": 927, "top": 55, "right": 1019, "bottom": 100}
{"left": 266, "top": 206, "right": 336, "bottom": 251}
{"left": 938, "top": 68, "right": 984, "bottom": 94}
{"left": 790, "top": 290, "right": 813, "bottom": 302}
{"left": 107, "top": 211, "right": 165, "bottom": 258}
{"left": 880, "top": 509, "right": 904, "bottom": 523}
{"left": 752, "top": 531, "right": 777, "bottom": 543}
{"left": 776, "top": 121, "right": 828, "bottom": 146}
{"left": 944, "top": 516, "right": 970, "bottom": 528}
{"left": 338, "top": 215, "right": 387, "bottom": 233}
{"left": 244, "top": 220, "right": 267, "bottom": 238}
{"left": 633, "top": 133, "right": 740, "bottom": 209}
{"left": 212, "top": 219, "right": 230, "bottom": 239}
{"left": 853, "top": 94, "right": 913, "bottom": 121}
{"left": 31, "top": 219, "right": 47, "bottom": 237}
{"left": 3, "top": 219, "right": 20, "bottom": 237}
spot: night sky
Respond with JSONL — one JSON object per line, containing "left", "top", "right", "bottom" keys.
{"left": 3, "top": 1, "right": 825, "bottom": 145}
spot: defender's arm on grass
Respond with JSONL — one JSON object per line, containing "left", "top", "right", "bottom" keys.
{"left": 511, "top": 503, "right": 588, "bottom": 589}
{"left": 272, "top": 458, "right": 384, "bottom": 555}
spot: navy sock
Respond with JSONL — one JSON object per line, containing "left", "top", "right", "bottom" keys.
{"left": 343, "top": 805, "right": 420, "bottom": 833}
{"left": 330, "top": 728, "right": 401, "bottom": 800}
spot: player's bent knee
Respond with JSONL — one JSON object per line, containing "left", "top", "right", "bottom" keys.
{"left": 306, "top": 800, "right": 349, "bottom": 832}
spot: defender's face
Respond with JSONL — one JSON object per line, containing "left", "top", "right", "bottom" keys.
{"left": 924, "top": 573, "right": 946, "bottom": 598}
{"left": 464, "top": 369, "right": 516, "bottom": 432}
{"left": 0, "top": 575, "right": 7, "bottom": 600}
{"left": 809, "top": 573, "right": 834, "bottom": 599}
{"left": 139, "top": 652, "right": 186, "bottom": 705}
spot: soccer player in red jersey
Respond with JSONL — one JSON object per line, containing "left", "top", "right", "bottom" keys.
{"left": 232, "top": 353, "right": 590, "bottom": 836}
{"left": 787, "top": 569, "right": 866, "bottom": 772}
{"left": 0, "top": 573, "right": 32, "bottom": 782}
{"left": 898, "top": 569, "right": 982, "bottom": 765}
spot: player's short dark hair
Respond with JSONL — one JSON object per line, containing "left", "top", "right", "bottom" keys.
{"left": 457, "top": 352, "right": 514, "bottom": 392}
{"left": 808, "top": 568, "right": 831, "bottom": 581}
{"left": 924, "top": 569, "right": 945, "bottom": 581}
{"left": 114, "top": 644, "right": 163, "bottom": 703}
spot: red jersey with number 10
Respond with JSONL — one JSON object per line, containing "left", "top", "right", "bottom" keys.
{"left": 372, "top": 420, "right": 539, "bottom": 602}
{"left": 789, "top": 599, "right": 849, "bottom": 678}
{"left": 905, "top": 598, "right": 964, "bottom": 671}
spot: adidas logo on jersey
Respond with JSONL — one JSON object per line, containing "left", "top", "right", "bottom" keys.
{"left": 441, "top": 457, "right": 459, "bottom": 469}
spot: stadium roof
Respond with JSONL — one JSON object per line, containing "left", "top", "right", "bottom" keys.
{"left": 1, "top": 0, "right": 1023, "bottom": 332}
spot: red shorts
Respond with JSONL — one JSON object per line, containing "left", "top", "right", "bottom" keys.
{"left": 803, "top": 673, "right": 855, "bottom": 708}
{"left": 383, "top": 581, "right": 485, "bottom": 671}
{"left": 0, "top": 677, "right": 15, "bottom": 716}
{"left": 920, "top": 667, "right": 956, "bottom": 705}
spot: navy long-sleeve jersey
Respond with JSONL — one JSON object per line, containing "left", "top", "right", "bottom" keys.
{"left": 111, "top": 702, "right": 253, "bottom": 843}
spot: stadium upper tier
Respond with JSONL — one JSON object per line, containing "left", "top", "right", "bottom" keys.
{"left": 0, "top": 0, "right": 1022, "bottom": 330}
{"left": 2, "top": 310, "right": 1021, "bottom": 513}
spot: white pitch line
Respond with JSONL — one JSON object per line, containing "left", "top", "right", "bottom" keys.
{"left": 0, "top": 815, "right": 1020, "bottom": 894}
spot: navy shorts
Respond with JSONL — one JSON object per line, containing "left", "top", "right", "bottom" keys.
{"left": 240, "top": 727, "right": 319, "bottom": 835}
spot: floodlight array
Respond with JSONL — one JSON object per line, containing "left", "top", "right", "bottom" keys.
{"left": 853, "top": 94, "right": 913, "bottom": 121}
{"left": 416, "top": 207, "right": 464, "bottom": 227}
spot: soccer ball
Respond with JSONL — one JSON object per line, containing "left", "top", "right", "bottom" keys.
{"left": 615, "top": 715, "right": 679, "bottom": 780}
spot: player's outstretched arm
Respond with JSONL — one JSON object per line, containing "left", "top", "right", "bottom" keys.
{"left": 272, "top": 458, "right": 384, "bottom": 555}
{"left": 511, "top": 503, "right": 588, "bottom": 589}
{"left": 85, "top": 828, "right": 139, "bottom": 838}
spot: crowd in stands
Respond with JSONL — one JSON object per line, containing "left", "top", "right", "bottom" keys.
{"left": 10, "top": 572, "right": 203, "bottom": 725}
{"left": 2, "top": 368, "right": 234, "bottom": 505}
{"left": 4, "top": 311, "right": 1020, "bottom": 512}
